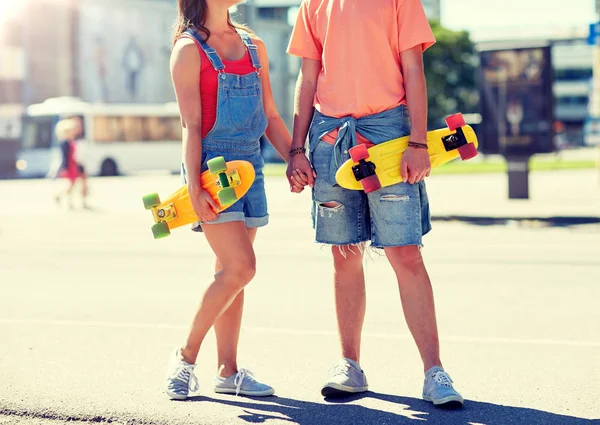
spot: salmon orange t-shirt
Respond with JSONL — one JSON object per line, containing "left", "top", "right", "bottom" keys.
{"left": 287, "top": 0, "right": 436, "bottom": 144}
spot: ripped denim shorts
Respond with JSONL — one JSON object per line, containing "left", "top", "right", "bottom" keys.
{"left": 309, "top": 134, "right": 432, "bottom": 249}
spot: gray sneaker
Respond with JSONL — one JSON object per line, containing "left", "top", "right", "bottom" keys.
{"left": 214, "top": 368, "right": 274, "bottom": 397}
{"left": 422, "top": 366, "right": 464, "bottom": 407}
{"left": 164, "top": 348, "right": 200, "bottom": 400}
{"left": 321, "top": 358, "right": 369, "bottom": 397}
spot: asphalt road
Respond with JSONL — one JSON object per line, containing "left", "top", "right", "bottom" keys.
{"left": 1, "top": 171, "right": 599, "bottom": 424}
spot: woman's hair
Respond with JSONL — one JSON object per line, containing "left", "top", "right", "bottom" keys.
{"left": 55, "top": 118, "right": 78, "bottom": 141}
{"left": 172, "top": 0, "right": 253, "bottom": 46}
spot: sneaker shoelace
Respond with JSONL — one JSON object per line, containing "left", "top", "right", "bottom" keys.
{"left": 328, "top": 361, "right": 351, "bottom": 377}
{"left": 172, "top": 363, "right": 199, "bottom": 393}
{"left": 233, "top": 368, "right": 256, "bottom": 395}
{"left": 432, "top": 370, "right": 454, "bottom": 388}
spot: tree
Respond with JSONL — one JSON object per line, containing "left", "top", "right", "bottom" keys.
{"left": 423, "top": 20, "right": 479, "bottom": 128}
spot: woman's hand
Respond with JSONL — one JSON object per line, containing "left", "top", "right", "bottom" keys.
{"left": 189, "top": 184, "right": 219, "bottom": 222}
{"left": 287, "top": 154, "right": 316, "bottom": 193}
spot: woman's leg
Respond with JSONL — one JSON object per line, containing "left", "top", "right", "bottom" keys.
{"left": 213, "top": 228, "right": 258, "bottom": 378}
{"left": 180, "top": 221, "right": 256, "bottom": 364}
{"left": 79, "top": 171, "right": 89, "bottom": 206}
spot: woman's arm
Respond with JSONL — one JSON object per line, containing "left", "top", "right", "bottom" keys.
{"left": 254, "top": 38, "right": 293, "bottom": 163}
{"left": 254, "top": 37, "right": 308, "bottom": 191}
{"left": 170, "top": 38, "right": 218, "bottom": 221}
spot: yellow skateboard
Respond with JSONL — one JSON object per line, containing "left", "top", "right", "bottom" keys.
{"left": 335, "top": 113, "right": 479, "bottom": 192}
{"left": 142, "top": 157, "right": 255, "bottom": 239}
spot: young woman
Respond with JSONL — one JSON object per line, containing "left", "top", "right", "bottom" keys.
{"left": 54, "top": 117, "right": 89, "bottom": 209}
{"left": 164, "top": 0, "right": 305, "bottom": 400}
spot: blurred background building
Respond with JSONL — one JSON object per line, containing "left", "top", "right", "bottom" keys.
{"left": 0, "top": 0, "right": 596, "bottom": 178}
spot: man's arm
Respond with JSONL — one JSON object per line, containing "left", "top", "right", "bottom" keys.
{"left": 401, "top": 45, "right": 428, "bottom": 144}
{"left": 291, "top": 58, "right": 320, "bottom": 150}
{"left": 400, "top": 45, "right": 431, "bottom": 184}
{"left": 287, "top": 58, "right": 321, "bottom": 188}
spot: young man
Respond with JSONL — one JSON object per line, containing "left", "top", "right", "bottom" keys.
{"left": 286, "top": 0, "right": 464, "bottom": 407}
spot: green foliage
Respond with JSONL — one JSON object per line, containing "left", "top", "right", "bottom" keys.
{"left": 423, "top": 20, "right": 479, "bottom": 128}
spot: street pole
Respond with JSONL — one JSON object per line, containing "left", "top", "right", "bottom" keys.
{"left": 595, "top": 1, "right": 600, "bottom": 182}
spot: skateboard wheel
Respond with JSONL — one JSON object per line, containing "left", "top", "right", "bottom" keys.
{"left": 217, "top": 187, "right": 237, "bottom": 206}
{"left": 208, "top": 156, "right": 227, "bottom": 174}
{"left": 142, "top": 193, "right": 161, "bottom": 210}
{"left": 151, "top": 222, "right": 171, "bottom": 239}
{"left": 458, "top": 143, "right": 478, "bottom": 160}
{"left": 360, "top": 174, "right": 381, "bottom": 193}
{"left": 445, "top": 113, "right": 466, "bottom": 131}
{"left": 349, "top": 144, "right": 369, "bottom": 162}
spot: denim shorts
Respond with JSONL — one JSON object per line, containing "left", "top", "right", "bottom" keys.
{"left": 181, "top": 148, "right": 269, "bottom": 232}
{"left": 310, "top": 134, "right": 432, "bottom": 249}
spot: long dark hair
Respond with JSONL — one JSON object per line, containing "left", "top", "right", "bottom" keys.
{"left": 172, "top": 0, "right": 252, "bottom": 45}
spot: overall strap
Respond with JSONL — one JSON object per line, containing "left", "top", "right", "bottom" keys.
{"left": 183, "top": 29, "right": 225, "bottom": 73}
{"left": 236, "top": 29, "right": 261, "bottom": 75}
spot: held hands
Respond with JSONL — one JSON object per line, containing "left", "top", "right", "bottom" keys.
{"left": 188, "top": 184, "right": 219, "bottom": 222}
{"left": 400, "top": 145, "right": 431, "bottom": 184}
{"left": 286, "top": 152, "right": 316, "bottom": 193}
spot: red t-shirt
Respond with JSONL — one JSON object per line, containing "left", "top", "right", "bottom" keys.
{"left": 181, "top": 35, "right": 256, "bottom": 138}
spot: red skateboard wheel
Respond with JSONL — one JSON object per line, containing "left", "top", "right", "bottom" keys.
{"left": 458, "top": 143, "right": 478, "bottom": 160}
{"left": 360, "top": 174, "right": 381, "bottom": 193}
{"left": 349, "top": 144, "right": 369, "bottom": 162}
{"left": 445, "top": 113, "right": 466, "bottom": 131}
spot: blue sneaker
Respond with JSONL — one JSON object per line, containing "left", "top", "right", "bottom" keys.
{"left": 164, "top": 348, "right": 199, "bottom": 400}
{"left": 422, "top": 366, "right": 464, "bottom": 407}
{"left": 321, "top": 358, "right": 369, "bottom": 397}
{"left": 214, "top": 368, "right": 274, "bottom": 397}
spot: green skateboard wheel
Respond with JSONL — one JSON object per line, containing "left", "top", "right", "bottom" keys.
{"left": 151, "top": 222, "right": 171, "bottom": 239}
{"left": 142, "top": 193, "right": 161, "bottom": 210}
{"left": 208, "top": 156, "right": 227, "bottom": 174}
{"left": 217, "top": 187, "right": 237, "bottom": 206}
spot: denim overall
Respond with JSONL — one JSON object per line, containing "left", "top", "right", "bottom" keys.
{"left": 181, "top": 28, "right": 269, "bottom": 231}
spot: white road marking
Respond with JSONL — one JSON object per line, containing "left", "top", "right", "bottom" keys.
{"left": 1, "top": 318, "right": 599, "bottom": 348}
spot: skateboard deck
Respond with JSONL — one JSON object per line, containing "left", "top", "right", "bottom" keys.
{"left": 142, "top": 157, "right": 255, "bottom": 239}
{"left": 335, "top": 113, "right": 479, "bottom": 192}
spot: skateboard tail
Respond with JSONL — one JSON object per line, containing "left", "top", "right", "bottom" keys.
{"left": 348, "top": 144, "right": 383, "bottom": 193}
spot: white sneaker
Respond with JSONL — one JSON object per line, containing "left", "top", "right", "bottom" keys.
{"left": 422, "top": 366, "right": 464, "bottom": 407}
{"left": 164, "top": 348, "right": 199, "bottom": 400}
{"left": 321, "top": 358, "right": 369, "bottom": 397}
{"left": 214, "top": 368, "right": 274, "bottom": 397}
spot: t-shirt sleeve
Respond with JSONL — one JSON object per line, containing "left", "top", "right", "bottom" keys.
{"left": 397, "top": 0, "right": 436, "bottom": 53}
{"left": 286, "top": 0, "right": 322, "bottom": 61}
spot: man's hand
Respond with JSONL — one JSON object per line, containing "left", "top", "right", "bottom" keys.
{"left": 286, "top": 154, "right": 316, "bottom": 193}
{"left": 400, "top": 147, "right": 431, "bottom": 184}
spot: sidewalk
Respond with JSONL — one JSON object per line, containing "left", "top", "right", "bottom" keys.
{"left": 424, "top": 169, "right": 600, "bottom": 221}
{"left": 3, "top": 168, "right": 599, "bottom": 223}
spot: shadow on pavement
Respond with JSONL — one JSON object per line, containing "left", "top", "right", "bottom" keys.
{"left": 432, "top": 215, "right": 600, "bottom": 228}
{"left": 187, "top": 391, "right": 598, "bottom": 425}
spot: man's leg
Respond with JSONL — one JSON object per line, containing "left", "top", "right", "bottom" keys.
{"left": 309, "top": 140, "right": 370, "bottom": 397}
{"left": 320, "top": 241, "right": 369, "bottom": 397}
{"left": 331, "top": 243, "right": 366, "bottom": 364}
{"left": 384, "top": 245, "right": 441, "bottom": 372}
{"left": 369, "top": 181, "right": 463, "bottom": 406}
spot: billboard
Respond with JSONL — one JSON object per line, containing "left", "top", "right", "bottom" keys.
{"left": 78, "top": 0, "right": 177, "bottom": 104}
{"left": 478, "top": 45, "right": 555, "bottom": 155}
